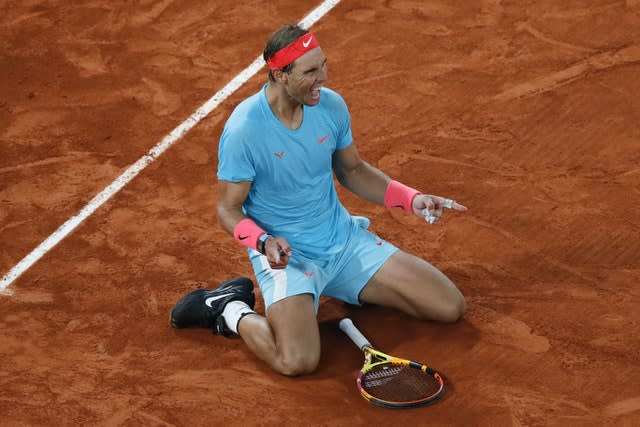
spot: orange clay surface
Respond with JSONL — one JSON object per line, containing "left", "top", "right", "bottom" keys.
{"left": 1, "top": 1, "right": 640, "bottom": 426}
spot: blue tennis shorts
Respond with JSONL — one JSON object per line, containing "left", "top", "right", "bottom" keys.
{"left": 248, "top": 216, "right": 398, "bottom": 312}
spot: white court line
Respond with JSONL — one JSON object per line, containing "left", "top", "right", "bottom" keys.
{"left": 0, "top": 0, "right": 342, "bottom": 293}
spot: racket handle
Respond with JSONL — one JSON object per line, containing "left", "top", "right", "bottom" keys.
{"left": 339, "top": 318, "right": 372, "bottom": 351}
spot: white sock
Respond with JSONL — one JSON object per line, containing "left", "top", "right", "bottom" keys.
{"left": 222, "top": 300, "right": 256, "bottom": 334}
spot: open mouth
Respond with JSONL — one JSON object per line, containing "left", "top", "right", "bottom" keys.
{"left": 310, "top": 88, "right": 321, "bottom": 100}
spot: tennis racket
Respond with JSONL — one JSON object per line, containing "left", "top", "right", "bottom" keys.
{"left": 339, "top": 318, "right": 445, "bottom": 409}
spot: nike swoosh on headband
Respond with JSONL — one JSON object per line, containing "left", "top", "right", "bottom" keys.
{"left": 302, "top": 35, "right": 313, "bottom": 48}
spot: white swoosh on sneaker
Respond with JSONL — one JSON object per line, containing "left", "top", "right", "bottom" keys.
{"left": 205, "top": 292, "right": 235, "bottom": 307}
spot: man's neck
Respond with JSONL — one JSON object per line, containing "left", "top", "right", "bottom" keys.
{"left": 266, "top": 83, "right": 303, "bottom": 130}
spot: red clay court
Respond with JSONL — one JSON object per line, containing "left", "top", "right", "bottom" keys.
{"left": 1, "top": 1, "right": 639, "bottom": 425}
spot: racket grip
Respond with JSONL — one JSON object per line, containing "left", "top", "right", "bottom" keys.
{"left": 339, "top": 318, "right": 372, "bottom": 350}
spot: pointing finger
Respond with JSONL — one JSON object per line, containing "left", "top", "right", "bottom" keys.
{"left": 442, "top": 198, "right": 468, "bottom": 211}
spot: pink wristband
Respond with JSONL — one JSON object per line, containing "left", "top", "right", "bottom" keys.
{"left": 383, "top": 180, "right": 421, "bottom": 213}
{"left": 233, "top": 218, "right": 265, "bottom": 251}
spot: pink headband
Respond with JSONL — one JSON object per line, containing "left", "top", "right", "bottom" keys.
{"left": 266, "top": 32, "right": 320, "bottom": 70}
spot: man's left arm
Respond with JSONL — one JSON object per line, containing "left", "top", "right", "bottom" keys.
{"left": 333, "top": 144, "right": 468, "bottom": 222}
{"left": 333, "top": 144, "right": 389, "bottom": 204}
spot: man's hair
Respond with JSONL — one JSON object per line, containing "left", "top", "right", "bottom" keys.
{"left": 263, "top": 24, "right": 309, "bottom": 81}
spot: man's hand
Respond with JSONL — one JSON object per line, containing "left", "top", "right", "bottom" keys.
{"left": 263, "top": 236, "right": 292, "bottom": 269}
{"left": 412, "top": 194, "right": 468, "bottom": 224}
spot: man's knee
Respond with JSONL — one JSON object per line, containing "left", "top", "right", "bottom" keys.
{"left": 433, "top": 292, "right": 466, "bottom": 323}
{"left": 276, "top": 351, "right": 320, "bottom": 376}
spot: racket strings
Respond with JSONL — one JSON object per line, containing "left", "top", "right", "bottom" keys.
{"left": 362, "top": 364, "right": 440, "bottom": 402}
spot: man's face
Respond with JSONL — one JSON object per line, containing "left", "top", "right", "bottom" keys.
{"left": 285, "top": 47, "right": 328, "bottom": 106}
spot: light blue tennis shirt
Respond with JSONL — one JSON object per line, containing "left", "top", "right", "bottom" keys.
{"left": 217, "top": 84, "right": 354, "bottom": 260}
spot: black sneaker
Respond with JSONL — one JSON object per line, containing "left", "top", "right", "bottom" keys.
{"left": 170, "top": 276, "right": 255, "bottom": 335}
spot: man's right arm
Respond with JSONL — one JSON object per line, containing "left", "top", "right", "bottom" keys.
{"left": 216, "top": 179, "right": 252, "bottom": 234}
{"left": 216, "top": 179, "right": 291, "bottom": 268}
